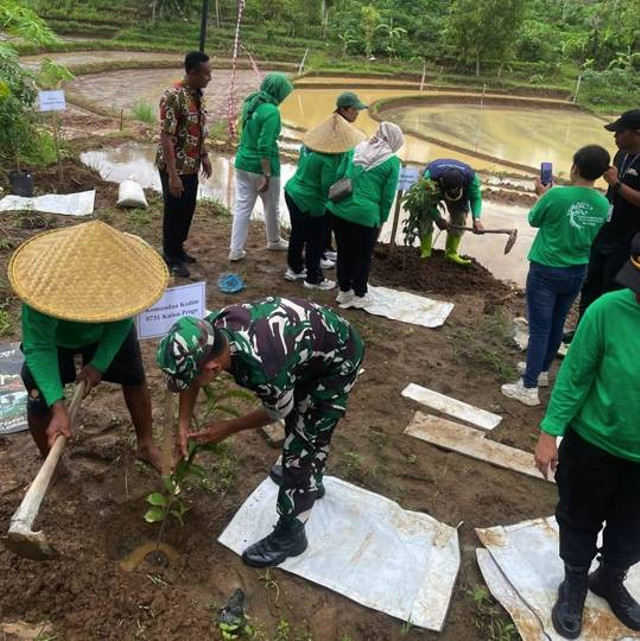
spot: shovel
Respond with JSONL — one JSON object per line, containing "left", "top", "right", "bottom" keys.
{"left": 450, "top": 225, "right": 518, "bottom": 254}
{"left": 3, "top": 382, "right": 84, "bottom": 560}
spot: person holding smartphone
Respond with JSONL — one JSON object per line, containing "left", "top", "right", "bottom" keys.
{"left": 501, "top": 145, "right": 610, "bottom": 406}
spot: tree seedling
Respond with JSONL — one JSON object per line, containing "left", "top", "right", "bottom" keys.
{"left": 401, "top": 178, "right": 442, "bottom": 247}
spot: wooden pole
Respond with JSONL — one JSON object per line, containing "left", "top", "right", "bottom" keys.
{"left": 161, "top": 389, "right": 174, "bottom": 476}
{"left": 199, "top": 0, "right": 209, "bottom": 52}
{"left": 52, "top": 111, "right": 63, "bottom": 184}
{"left": 420, "top": 58, "right": 426, "bottom": 91}
{"left": 388, "top": 162, "right": 406, "bottom": 257}
{"left": 298, "top": 47, "right": 309, "bottom": 76}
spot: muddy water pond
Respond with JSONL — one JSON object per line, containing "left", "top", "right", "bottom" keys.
{"left": 82, "top": 142, "right": 534, "bottom": 285}
{"left": 383, "top": 102, "right": 613, "bottom": 173}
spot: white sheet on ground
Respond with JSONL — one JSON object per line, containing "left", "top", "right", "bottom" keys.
{"left": 476, "top": 517, "right": 640, "bottom": 640}
{"left": 0, "top": 190, "right": 95, "bottom": 216}
{"left": 363, "top": 285, "right": 453, "bottom": 328}
{"left": 218, "top": 476, "right": 460, "bottom": 631}
{"left": 402, "top": 383, "right": 502, "bottom": 431}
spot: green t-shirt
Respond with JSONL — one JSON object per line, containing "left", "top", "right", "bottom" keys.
{"left": 21, "top": 304, "right": 133, "bottom": 407}
{"left": 541, "top": 289, "right": 640, "bottom": 462}
{"left": 326, "top": 155, "right": 400, "bottom": 228}
{"left": 285, "top": 146, "right": 349, "bottom": 216}
{"left": 527, "top": 186, "right": 609, "bottom": 267}
{"left": 234, "top": 102, "right": 282, "bottom": 177}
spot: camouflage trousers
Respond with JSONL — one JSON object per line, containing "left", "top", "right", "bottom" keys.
{"left": 277, "top": 336, "right": 364, "bottom": 524}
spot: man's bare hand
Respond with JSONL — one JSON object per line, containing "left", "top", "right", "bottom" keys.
{"left": 535, "top": 177, "right": 552, "bottom": 196}
{"left": 257, "top": 176, "right": 270, "bottom": 194}
{"left": 190, "top": 421, "right": 230, "bottom": 446}
{"left": 76, "top": 364, "right": 102, "bottom": 397}
{"left": 201, "top": 156, "right": 212, "bottom": 179}
{"left": 169, "top": 173, "right": 184, "bottom": 197}
{"left": 47, "top": 402, "right": 72, "bottom": 447}
{"left": 472, "top": 219, "right": 485, "bottom": 234}
{"left": 603, "top": 165, "right": 619, "bottom": 186}
{"left": 534, "top": 431, "right": 558, "bottom": 480}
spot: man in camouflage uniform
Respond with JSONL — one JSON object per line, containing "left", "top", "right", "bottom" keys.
{"left": 156, "top": 296, "right": 364, "bottom": 567}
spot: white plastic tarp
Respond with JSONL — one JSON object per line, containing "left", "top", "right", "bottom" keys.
{"left": 0, "top": 190, "right": 95, "bottom": 217}
{"left": 361, "top": 286, "right": 454, "bottom": 329}
{"left": 218, "top": 476, "right": 461, "bottom": 631}
{"left": 477, "top": 517, "right": 640, "bottom": 640}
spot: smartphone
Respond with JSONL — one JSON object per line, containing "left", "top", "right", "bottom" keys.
{"left": 540, "top": 162, "right": 553, "bottom": 186}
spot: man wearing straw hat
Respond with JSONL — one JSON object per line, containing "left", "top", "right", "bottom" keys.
{"left": 156, "top": 296, "right": 364, "bottom": 567}
{"left": 8, "top": 221, "right": 169, "bottom": 472}
{"left": 284, "top": 113, "right": 365, "bottom": 290}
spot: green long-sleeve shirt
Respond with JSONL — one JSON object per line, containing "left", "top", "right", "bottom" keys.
{"left": 423, "top": 169, "right": 483, "bottom": 219}
{"left": 285, "top": 146, "right": 350, "bottom": 216}
{"left": 326, "top": 155, "right": 400, "bottom": 228}
{"left": 540, "top": 289, "right": 640, "bottom": 462}
{"left": 21, "top": 304, "right": 133, "bottom": 408}
{"left": 234, "top": 102, "right": 282, "bottom": 177}
{"left": 527, "top": 186, "right": 609, "bottom": 267}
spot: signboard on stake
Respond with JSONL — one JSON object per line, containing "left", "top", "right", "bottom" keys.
{"left": 397, "top": 166, "right": 420, "bottom": 192}
{"left": 37, "top": 90, "right": 66, "bottom": 112}
{"left": 0, "top": 342, "right": 28, "bottom": 435}
{"left": 136, "top": 281, "right": 206, "bottom": 340}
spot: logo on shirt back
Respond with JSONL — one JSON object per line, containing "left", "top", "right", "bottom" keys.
{"left": 567, "top": 201, "right": 603, "bottom": 229}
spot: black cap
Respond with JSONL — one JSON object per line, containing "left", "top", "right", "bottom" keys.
{"left": 604, "top": 109, "right": 640, "bottom": 132}
{"left": 615, "top": 233, "right": 640, "bottom": 294}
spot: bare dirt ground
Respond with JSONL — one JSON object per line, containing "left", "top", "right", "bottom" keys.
{"left": 0, "top": 157, "right": 559, "bottom": 641}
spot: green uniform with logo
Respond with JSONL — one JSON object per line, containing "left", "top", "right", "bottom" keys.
{"left": 209, "top": 297, "right": 364, "bottom": 523}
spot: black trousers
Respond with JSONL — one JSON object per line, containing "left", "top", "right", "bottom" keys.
{"left": 160, "top": 170, "right": 199, "bottom": 261}
{"left": 578, "top": 234, "right": 629, "bottom": 320}
{"left": 555, "top": 429, "right": 640, "bottom": 570}
{"left": 324, "top": 215, "right": 335, "bottom": 253}
{"left": 285, "top": 193, "right": 326, "bottom": 285}
{"left": 330, "top": 213, "right": 378, "bottom": 297}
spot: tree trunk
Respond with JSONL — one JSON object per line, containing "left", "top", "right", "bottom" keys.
{"left": 476, "top": 52, "right": 480, "bottom": 76}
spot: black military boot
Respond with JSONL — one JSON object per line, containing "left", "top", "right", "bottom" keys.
{"left": 269, "top": 463, "right": 326, "bottom": 499}
{"left": 589, "top": 559, "right": 640, "bottom": 630}
{"left": 551, "top": 564, "right": 589, "bottom": 639}
{"left": 242, "top": 518, "right": 308, "bottom": 568}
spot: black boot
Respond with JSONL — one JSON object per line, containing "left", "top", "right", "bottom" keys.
{"left": 269, "top": 464, "right": 326, "bottom": 499}
{"left": 241, "top": 518, "right": 308, "bottom": 568}
{"left": 589, "top": 559, "right": 640, "bottom": 630}
{"left": 551, "top": 564, "right": 589, "bottom": 639}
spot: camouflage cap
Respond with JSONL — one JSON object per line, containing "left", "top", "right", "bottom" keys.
{"left": 156, "top": 316, "right": 221, "bottom": 392}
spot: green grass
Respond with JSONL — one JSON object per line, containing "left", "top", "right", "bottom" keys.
{"left": 0, "top": 308, "right": 14, "bottom": 336}
{"left": 131, "top": 100, "right": 156, "bottom": 125}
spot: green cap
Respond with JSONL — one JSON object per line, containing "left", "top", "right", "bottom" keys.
{"left": 156, "top": 316, "right": 221, "bottom": 392}
{"left": 336, "top": 91, "right": 367, "bottom": 110}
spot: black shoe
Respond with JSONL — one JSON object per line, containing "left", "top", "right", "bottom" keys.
{"left": 269, "top": 464, "right": 326, "bottom": 499}
{"left": 241, "top": 517, "right": 308, "bottom": 567}
{"left": 551, "top": 564, "right": 589, "bottom": 639}
{"left": 589, "top": 560, "right": 640, "bottom": 630}
{"left": 169, "top": 262, "right": 190, "bottom": 278}
{"left": 179, "top": 251, "right": 197, "bottom": 264}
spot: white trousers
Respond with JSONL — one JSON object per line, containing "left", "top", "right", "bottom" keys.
{"left": 230, "top": 169, "right": 282, "bottom": 251}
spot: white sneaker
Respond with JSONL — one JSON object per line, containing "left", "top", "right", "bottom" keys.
{"left": 285, "top": 267, "right": 306, "bottom": 281}
{"left": 500, "top": 378, "right": 540, "bottom": 406}
{"left": 324, "top": 251, "right": 338, "bottom": 261}
{"left": 267, "top": 238, "right": 289, "bottom": 251}
{"left": 320, "top": 258, "right": 335, "bottom": 269}
{"left": 229, "top": 249, "right": 247, "bottom": 262}
{"left": 517, "top": 362, "right": 549, "bottom": 387}
{"left": 340, "top": 293, "right": 373, "bottom": 309}
{"left": 336, "top": 289, "right": 354, "bottom": 304}
{"left": 303, "top": 279, "right": 336, "bottom": 291}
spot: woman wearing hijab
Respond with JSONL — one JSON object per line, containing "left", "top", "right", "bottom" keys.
{"left": 284, "top": 114, "right": 365, "bottom": 290}
{"left": 229, "top": 73, "right": 294, "bottom": 261}
{"left": 326, "top": 122, "right": 404, "bottom": 308}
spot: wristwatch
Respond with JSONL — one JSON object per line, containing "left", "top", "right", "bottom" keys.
{"left": 612, "top": 180, "right": 623, "bottom": 192}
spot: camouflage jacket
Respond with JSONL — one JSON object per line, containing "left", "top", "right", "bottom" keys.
{"left": 207, "top": 297, "right": 363, "bottom": 419}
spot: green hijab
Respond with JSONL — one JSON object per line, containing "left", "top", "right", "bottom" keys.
{"left": 241, "top": 73, "right": 293, "bottom": 128}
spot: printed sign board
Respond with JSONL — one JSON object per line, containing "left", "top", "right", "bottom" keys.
{"left": 38, "top": 90, "right": 66, "bottom": 112}
{"left": 397, "top": 167, "right": 420, "bottom": 192}
{"left": 0, "top": 342, "right": 28, "bottom": 435}
{"left": 136, "top": 282, "right": 206, "bottom": 340}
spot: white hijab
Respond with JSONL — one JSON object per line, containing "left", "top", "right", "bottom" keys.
{"left": 353, "top": 122, "right": 405, "bottom": 172}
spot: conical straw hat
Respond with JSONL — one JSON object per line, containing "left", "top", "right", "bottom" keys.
{"left": 8, "top": 220, "right": 169, "bottom": 323}
{"left": 302, "top": 114, "right": 366, "bottom": 154}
